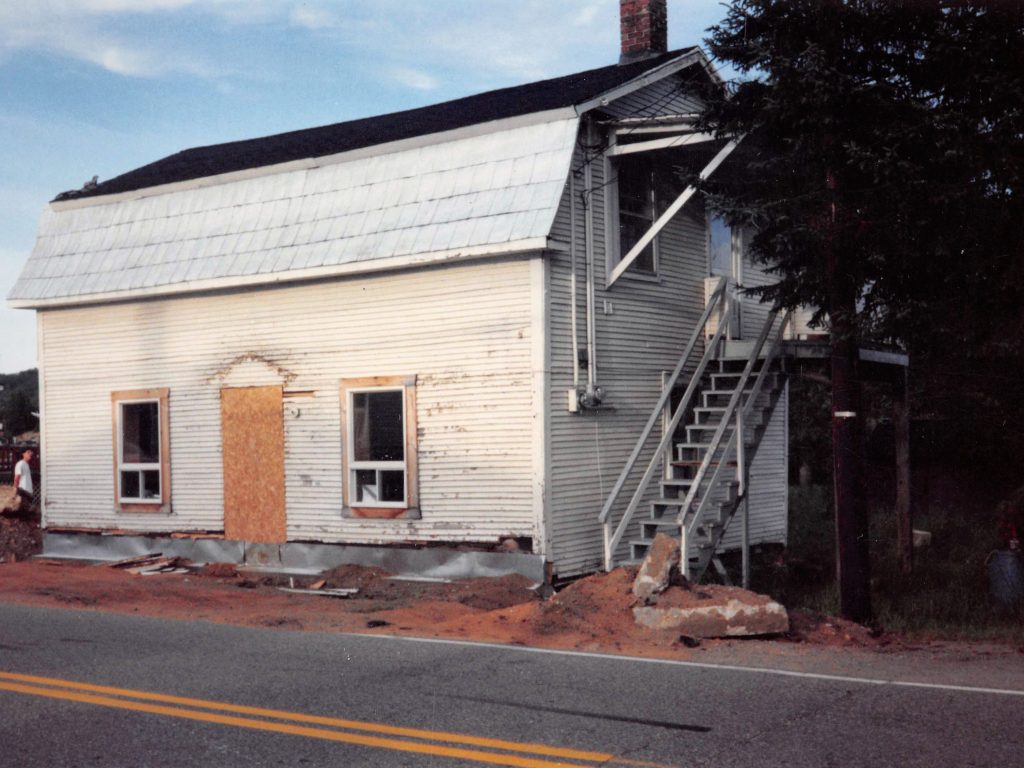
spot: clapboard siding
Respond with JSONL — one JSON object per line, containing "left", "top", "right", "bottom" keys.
{"left": 546, "top": 111, "right": 710, "bottom": 576}
{"left": 739, "top": 230, "right": 777, "bottom": 340}
{"left": 39, "top": 258, "right": 543, "bottom": 545}
{"left": 545, "top": 108, "right": 788, "bottom": 577}
{"left": 719, "top": 381, "right": 789, "bottom": 549}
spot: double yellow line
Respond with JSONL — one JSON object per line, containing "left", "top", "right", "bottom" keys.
{"left": 0, "top": 671, "right": 673, "bottom": 768}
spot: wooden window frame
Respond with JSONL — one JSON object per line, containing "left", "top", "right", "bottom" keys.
{"left": 339, "top": 375, "right": 420, "bottom": 520}
{"left": 111, "top": 388, "right": 171, "bottom": 513}
{"left": 607, "top": 154, "right": 660, "bottom": 279}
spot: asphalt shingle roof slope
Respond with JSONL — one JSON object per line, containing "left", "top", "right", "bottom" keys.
{"left": 58, "top": 48, "right": 696, "bottom": 201}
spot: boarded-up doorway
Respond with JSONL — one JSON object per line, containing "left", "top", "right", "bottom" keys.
{"left": 221, "top": 385, "right": 286, "bottom": 543}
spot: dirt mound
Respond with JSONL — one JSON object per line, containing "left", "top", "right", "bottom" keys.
{"left": 0, "top": 517, "right": 42, "bottom": 562}
{"left": 320, "top": 565, "right": 539, "bottom": 612}
{"left": 321, "top": 564, "right": 396, "bottom": 595}
{"left": 421, "top": 567, "right": 690, "bottom": 654}
{"left": 787, "top": 610, "right": 887, "bottom": 647}
{"left": 0, "top": 542, "right": 906, "bottom": 658}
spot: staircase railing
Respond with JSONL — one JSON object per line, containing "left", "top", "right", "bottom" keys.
{"left": 679, "top": 307, "right": 792, "bottom": 579}
{"left": 598, "top": 277, "right": 732, "bottom": 571}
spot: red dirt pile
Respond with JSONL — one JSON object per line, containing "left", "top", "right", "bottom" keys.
{"left": 0, "top": 517, "right": 42, "bottom": 563}
{"left": 0, "top": 519, "right": 903, "bottom": 656}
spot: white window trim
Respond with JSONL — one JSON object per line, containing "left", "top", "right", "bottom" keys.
{"left": 111, "top": 388, "right": 170, "bottom": 513}
{"left": 606, "top": 155, "right": 660, "bottom": 279}
{"left": 339, "top": 375, "right": 420, "bottom": 519}
{"left": 707, "top": 213, "right": 745, "bottom": 339}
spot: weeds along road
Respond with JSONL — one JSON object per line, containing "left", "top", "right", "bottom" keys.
{"left": 0, "top": 603, "right": 1021, "bottom": 768}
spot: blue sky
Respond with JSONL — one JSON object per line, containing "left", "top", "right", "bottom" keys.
{"left": 0, "top": 0, "right": 730, "bottom": 373}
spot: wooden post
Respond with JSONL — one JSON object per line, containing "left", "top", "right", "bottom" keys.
{"left": 894, "top": 367, "right": 913, "bottom": 574}
{"left": 826, "top": 170, "right": 872, "bottom": 624}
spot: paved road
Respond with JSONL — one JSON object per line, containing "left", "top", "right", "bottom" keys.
{"left": 0, "top": 604, "right": 1021, "bottom": 767}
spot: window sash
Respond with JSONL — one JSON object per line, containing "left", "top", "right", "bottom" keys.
{"left": 346, "top": 387, "right": 407, "bottom": 508}
{"left": 112, "top": 391, "right": 169, "bottom": 509}
{"left": 612, "top": 158, "right": 659, "bottom": 275}
{"left": 117, "top": 399, "right": 162, "bottom": 502}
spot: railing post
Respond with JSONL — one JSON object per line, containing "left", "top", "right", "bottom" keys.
{"left": 736, "top": 405, "right": 749, "bottom": 589}
{"left": 741, "top": 494, "right": 750, "bottom": 589}
{"left": 603, "top": 522, "right": 612, "bottom": 572}
{"left": 661, "top": 371, "right": 672, "bottom": 482}
{"left": 680, "top": 525, "right": 690, "bottom": 581}
{"left": 598, "top": 280, "right": 731, "bottom": 567}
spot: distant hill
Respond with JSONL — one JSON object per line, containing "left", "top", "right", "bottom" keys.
{"left": 0, "top": 369, "right": 38, "bottom": 441}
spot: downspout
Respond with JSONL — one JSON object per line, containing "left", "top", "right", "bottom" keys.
{"left": 583, "top": 118, "right": 600, "bottom": 403}
{"left": 569, "top": 165, "right": 580, "bottom": 391}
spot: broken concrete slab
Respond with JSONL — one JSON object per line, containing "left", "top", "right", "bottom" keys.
{"left": 633, "top": 585, "right": 789, "bottom": 638}
{"left": 632, "top": 533, "right": 680, "bottom": 601}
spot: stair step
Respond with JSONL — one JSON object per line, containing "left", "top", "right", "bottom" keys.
{"left": 630, "top": 542, "right": 651, "bottom": 560}
{"left": 641, "top": 520, "right": 681, "bottom": 537}
{"left": 651, "top": 498, "right": 687, "bottom": 513}
{"left": 709, "top": 371, "right": 777, "bottom": 386}
{"left": 695, "top": 521, "right": 724, "bottom": 537}
{"left": 693, "top": 406, "right": 767, "bottom": 424}
{"left": 671, "top": 459, "right": 737, "bottom": 467}
{"left": 675, "top": 441, "right": 713, "bottom": 451}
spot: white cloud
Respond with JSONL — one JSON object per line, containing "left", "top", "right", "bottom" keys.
{"left": 571, "top": 2, "right": 605, "bottom": 27}
{"left": 289, "top": 5, "right": 338, "bottom": 30}
{"left": 0, "top": 0, "right": 247, "bottom": 77}
{"left": 78, "top": 0, "right": 199, "bottom": 11}
{"left": 388, "top": 66, "right": 439, "bottom": 91}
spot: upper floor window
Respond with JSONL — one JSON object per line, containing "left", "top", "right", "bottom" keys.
{"left": 615, "top": 155, "right": 658, "bottom": 275}
{"left": 708, "top": 214, "right": 735, "bottom": 278}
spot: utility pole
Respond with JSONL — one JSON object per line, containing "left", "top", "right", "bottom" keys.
{"left": 826, "top": 170, "right": 872, "bottom": 624}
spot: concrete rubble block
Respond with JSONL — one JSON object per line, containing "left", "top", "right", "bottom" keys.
{"left": 633, "top": 585, "right": 789, "bottom": 638}
{"left": 632, "top": 533, "right": 680, "bottom": 601}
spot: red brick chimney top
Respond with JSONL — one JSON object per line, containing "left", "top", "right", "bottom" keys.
{"left": 620, "top": 0, "right": 668, "bottom": 64}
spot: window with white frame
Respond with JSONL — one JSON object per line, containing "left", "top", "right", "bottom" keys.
{"left": 708, "top": 213, "right": 739, "bottom": 279}
{"left": 613, "top": 154, "right": 658, "bottom": 275}
{"left": 112, "top": 389, "right": 170, "bottom": 511}
{"left": 707, "top": 212, "right": 743, "bottom": 339}
{"left": 340, "top": 376, "right": 419, "bottom": 516}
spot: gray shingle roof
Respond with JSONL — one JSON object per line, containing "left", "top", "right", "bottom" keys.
{"left": 57, "top": 48, "right": 697, "bottom": 201}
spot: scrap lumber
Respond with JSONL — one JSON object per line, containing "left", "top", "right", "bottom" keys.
{"left": 104, "top": 553, "right": 164, "bottom": 569}
{"left": 125, "top": 556, "right": 182, "bottom": 575}
{"left": 277, "top": 587, "right": 358, "bottom": 598}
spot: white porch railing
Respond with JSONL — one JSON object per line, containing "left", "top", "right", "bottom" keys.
{"left": 598, "top": 277, "right": 733, "bottom": 570}
{"left": 678, "top": 308, "right": 791, "bottom": 580}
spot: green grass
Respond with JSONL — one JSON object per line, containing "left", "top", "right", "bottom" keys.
{"left": 743, "top": 484, "right": 1024, "bottom": 641}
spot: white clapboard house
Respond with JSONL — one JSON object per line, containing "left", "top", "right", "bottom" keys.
{"left": 11, "top": 1, "right": 840, "bottom": 582}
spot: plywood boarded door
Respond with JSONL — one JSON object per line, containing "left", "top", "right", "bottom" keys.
{"left": 221, "top": 385, "right": 286, "bottom": 543}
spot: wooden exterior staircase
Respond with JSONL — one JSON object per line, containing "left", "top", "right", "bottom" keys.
{"left": 598, "top": 279, "right": 791, "bottom": 585}
{"left": 630, "top": 355, "right": 787, "bottom": 582}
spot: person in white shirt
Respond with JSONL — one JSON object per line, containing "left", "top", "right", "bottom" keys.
{"left": 14, "top": 448, "right": 34, "bottom": 510}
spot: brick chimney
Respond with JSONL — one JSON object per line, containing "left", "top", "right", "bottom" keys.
{"left": 620, "top": 0, "right": 668, "bottom": 64}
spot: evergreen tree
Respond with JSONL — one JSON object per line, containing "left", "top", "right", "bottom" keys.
{"left": 697, "top": 1, "right": 1024, "bottom": 621}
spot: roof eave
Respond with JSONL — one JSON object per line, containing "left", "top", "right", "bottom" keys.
{"left": 7, "top": 237, "right": 565, "bottom": 310}
{"left": 573, "top": 48, "right": 714, "bottom": 116}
